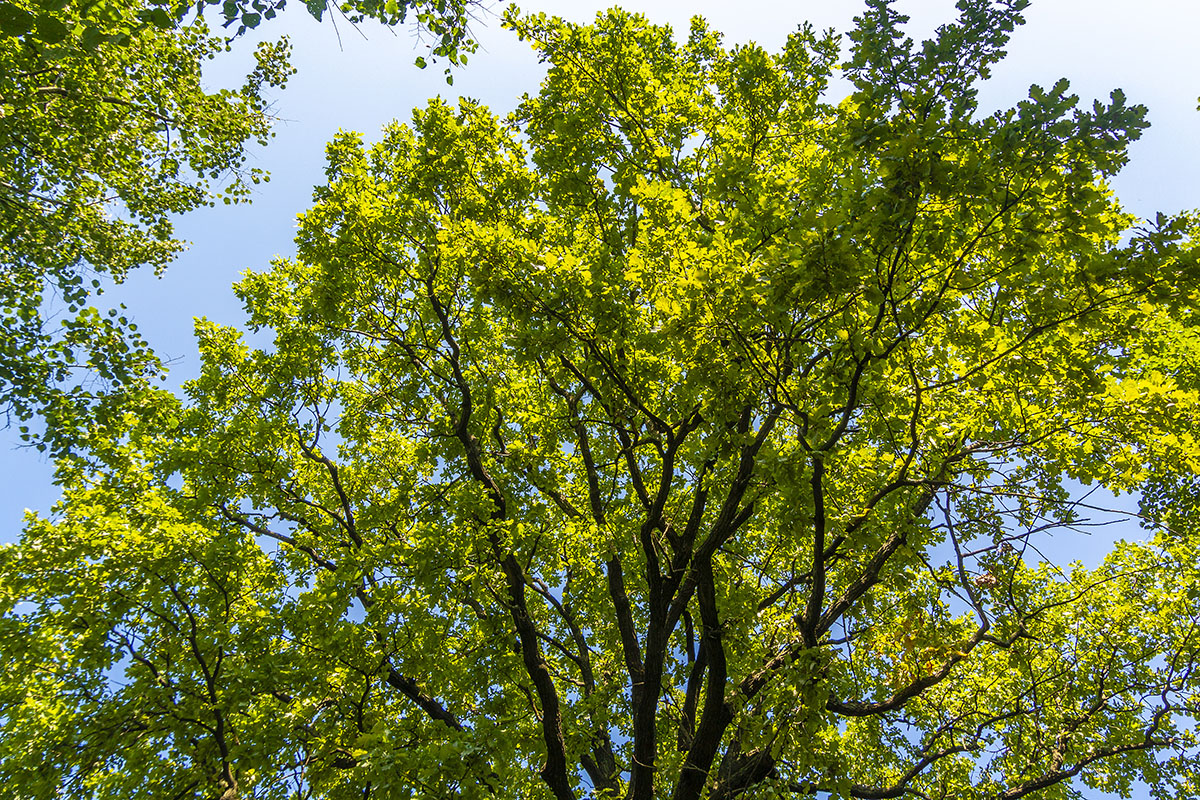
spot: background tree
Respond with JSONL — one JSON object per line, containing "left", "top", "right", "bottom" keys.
{"left": 0, "top": 0, "right": 293, "bottom": 456}
{"left": 4, "top": 1, "right": 1200, "bottom": 798}
{"left": 0, "top": 0, "right": 491, "bottom": 459}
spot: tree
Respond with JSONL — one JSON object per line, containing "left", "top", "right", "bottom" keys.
{"left": 0, "top": 0, "right": 295, "bottom": 455}
{"left": 4, "top": 1, "right": 1200, "bottom": 798}
{"left": 0, "top": 0, "right": 490, "bottom": 458}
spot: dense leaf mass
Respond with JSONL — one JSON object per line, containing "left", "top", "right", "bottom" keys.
{"left": 4, "top": 2, "right": 1200, "bottom": 799}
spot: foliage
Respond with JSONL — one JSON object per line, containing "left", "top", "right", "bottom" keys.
{"left": 4, "top": 1, "right": 1200, "bottom": 798}
{"left": 165, "top": 0, "right": 490, "bottom": 74}
{"left": 0, "top": 0, "right": 295, "bottom": 456}
{"left": 2, "top": 0, "right": 491, "bottom": 69}
{"left": 0, "top": 0, "right": 485, "bottom": 457}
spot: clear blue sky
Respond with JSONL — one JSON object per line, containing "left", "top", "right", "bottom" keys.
{"left": 4, "top": 0, "right": 1199, "bottom": 543}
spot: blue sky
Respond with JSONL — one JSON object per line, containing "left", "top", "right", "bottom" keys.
{"left": 3, "top": 0, "right": 1199, "bottom": 547}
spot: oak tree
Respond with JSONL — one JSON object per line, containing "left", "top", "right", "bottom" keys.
{"left": 4, "top": 2, "right": 1200, "bottom": 798}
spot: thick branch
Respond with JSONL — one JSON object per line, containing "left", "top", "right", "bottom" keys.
{"left": 427, "top": 282, "right": 575, "bottom": 800}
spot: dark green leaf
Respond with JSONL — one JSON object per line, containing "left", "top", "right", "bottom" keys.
{"left": 0, "top": 5, "right": 35, "bottom": 36}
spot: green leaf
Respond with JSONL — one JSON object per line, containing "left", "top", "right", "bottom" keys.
{"left": 33, "top": 13, "right": 67, "bottom": 41}
{"left": 0, "top": 5, "right": 35, "bottom": 36}
{"left": 136, "top": 7, "right": 172, "bottom": 28}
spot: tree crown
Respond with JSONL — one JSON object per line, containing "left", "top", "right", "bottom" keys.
{"left": 3, "top": 3, "right": 1200, "bottom": 799}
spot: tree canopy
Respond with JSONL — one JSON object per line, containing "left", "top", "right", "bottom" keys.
{"left": 3, "top": 1, "right": 1200, "bottom": 799}
{"left": 0, "top": 0, "right": 488, "bottom": 458}
{"left": 0, "top": 0, "right": 294, "bottom": 456}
